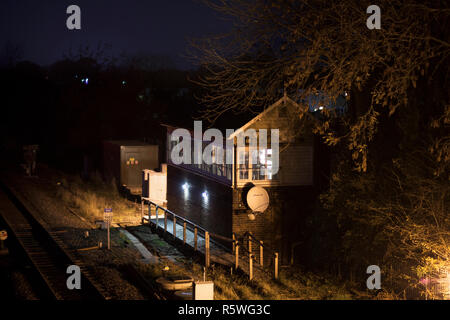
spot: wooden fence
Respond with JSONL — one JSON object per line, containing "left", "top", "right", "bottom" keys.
{"left": 141, "top": 198, "right": 279, "bottom": 280}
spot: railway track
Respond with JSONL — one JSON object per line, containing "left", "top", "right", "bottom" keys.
{"left": 0, "top": 181, "right": 108, "bottom": 300}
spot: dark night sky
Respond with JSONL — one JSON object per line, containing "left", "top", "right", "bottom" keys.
{"left": 0, "top": 0, "right": 231, "bottom": 69}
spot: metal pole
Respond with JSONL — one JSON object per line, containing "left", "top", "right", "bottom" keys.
{"left": 274, "top": 253, "right": 279, "bottom": 279}
{"left": 248, "top": 233, "right": 252, "bottom": 255}
{"left": 194, "top": 227, "right": 198, "bottom": 251}
{"left": 164, "top": 211, "right": 167, "bottom": 234}
{"left": 232, "top": 233, "right": 236, "bottom": 253}
{"left": 173, "top": 216, "right": 177, "bottom": 239}
{"left": 205, "top": 231, "right": 210, "bottom": 268}
{"left": 148, "top": 203, "right": 151, "bottom": 225}
{"left": 260, "top": 241, "right": 264, "bottom": 266}
{"left": 183, "top": 222, "right": 187, "bottom": 244}
{"left": 249, "top": 254, "right": 253, "bottom": 280}
{"left": 235, "top": 243, "right": 239, "bottom": 270}
{"left": 155, "top": 206, "right": 159, "bottom": 228}
{"left": 141, "top": 199, "right": 144, "bottom": 220}
{"left": 107, "top": 220, "right": 110, "bottom": 250}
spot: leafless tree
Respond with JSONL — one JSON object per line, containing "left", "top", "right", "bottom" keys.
{"left": 190, "top": 0, "right": 450, "bottom": 172}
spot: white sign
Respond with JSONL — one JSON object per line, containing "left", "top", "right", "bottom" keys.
{"left": 104, "top": 208, "right": 113, "bottom": 223}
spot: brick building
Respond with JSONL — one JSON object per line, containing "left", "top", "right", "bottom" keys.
{"left": 164, "top": 95, "right": 329, "bottom": 264}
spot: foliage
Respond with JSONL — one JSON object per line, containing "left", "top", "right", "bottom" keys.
{"left": 192, "top": 0, "right": 450, "bottom": 298}
{"left": 190, "top": 0, "right": 449, "bottom": 172}
{"left": 320, "top": 146, "right": 449, "bottom": 298}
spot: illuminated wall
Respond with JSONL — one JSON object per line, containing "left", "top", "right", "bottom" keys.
{"left": 166, "top": 164, "right": 233, "bottom": 239}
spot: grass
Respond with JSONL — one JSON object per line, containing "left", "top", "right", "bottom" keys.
{"left": 135, "top": 251, "right": 369, "bottom": 300}
{"left": 54, "top": 171, "right": 139, "bottom": 222}
{"left": 50, "top": 169, "right": 371, "bottom": 300}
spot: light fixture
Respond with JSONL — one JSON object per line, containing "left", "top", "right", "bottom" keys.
{"left": 202, "top": 191, "right": 208, "bottom": 201}
{"left": 182, "top": 183, "right": 190, "bottom": 199}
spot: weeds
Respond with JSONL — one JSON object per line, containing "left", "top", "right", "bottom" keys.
{"left": 54, "top": 171, "right": 138, "bottom": 222}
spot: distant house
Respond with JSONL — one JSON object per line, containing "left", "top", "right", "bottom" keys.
{"left": 163, "top": 95, "right": 329, "bottom": 263}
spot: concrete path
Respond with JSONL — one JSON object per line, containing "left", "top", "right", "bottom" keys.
{"left": 119, "top": 229, "right": 159, "bottom": 264}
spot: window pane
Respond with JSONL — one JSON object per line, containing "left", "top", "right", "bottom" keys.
{"left": 239, "top": 151, "right": 248, "bottom": 180}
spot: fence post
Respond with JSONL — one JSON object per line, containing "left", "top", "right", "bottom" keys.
{"left": 274, "top": 252, "right": 279, "bottom": 280}
{"left": 155, "top": 206, "right": 159, "bottom": 228}
{"left": 205, "top": 231, "right": 210, "bottom": 268}
{"left": 260, "top": 241, "right": 264, "bottom": 266}
{"left": 235, "top": 242, "right": 239, "bottom": 270}
{"left": 148, "top": 203, "right": 151, "bottom": 223}
{"left": 183, "top": 222, "right": 187, "bottom": 244}
{"left": 249, "top": 254, "right": 254, "bottom": 280}
{"left": 194, "top": 227, "right": 198, "bottom": 251}
{"left": 173, "top": 216, "right": 177, "bottom": 239}
{"left": 232, "top": 233, "right": 236, "bottom": 253}
{"left": 164, "top": 211, "right": 167, "bottom": 234}
{"left": 141, "top": 199, "right": 144, "bottom": 220}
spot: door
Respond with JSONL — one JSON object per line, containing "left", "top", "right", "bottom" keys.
{"left": 124, "top": 152, "right": 142, "bottom": 187}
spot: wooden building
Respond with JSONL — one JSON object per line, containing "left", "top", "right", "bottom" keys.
{"left": 164, "top": 96, "right": 327, "bottom": 263}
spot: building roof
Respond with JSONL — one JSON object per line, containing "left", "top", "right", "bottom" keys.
{"left": 161, "top": 95, "right": 298, "bottom": 139}
{"left": 103, "top": 140, "right": 154, "bottom": 147}
{"left": 227, "top": 95, "right": 298, "bottom": 139}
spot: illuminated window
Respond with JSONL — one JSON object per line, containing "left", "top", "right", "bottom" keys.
{"left": 252, "top": 149, "right": 265, "bottom": 180}
{"left": 239, "top": 150, "right": 249, "bottom": 179}
{"left": 238, "top": 148, "right": 275, "bottom": 182}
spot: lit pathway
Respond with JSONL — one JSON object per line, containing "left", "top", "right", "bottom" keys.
{"left": 142, "top": 212, "right": 269, "bottom": 280}
{"left": 143, "top": 215, "right": 235, "bottom": 268}
{"left": 119, "top": 229, "right": 159, "bottom": 264}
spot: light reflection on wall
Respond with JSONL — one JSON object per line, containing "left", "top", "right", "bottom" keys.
{"left": 202, "top": 190, "right": 209, "bottom": 205}
{"left": 182, "top": 182, "right": 190, "bottom": 200}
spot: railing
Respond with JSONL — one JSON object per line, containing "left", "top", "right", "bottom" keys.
{"left": 140, "top": 198, "right": 279, "bottom": 280}
{"left": 141, "top": 197, "right": 233, "bottom": 269}
{"left": 240, "top": 231, "right": 279, "bottom": 280}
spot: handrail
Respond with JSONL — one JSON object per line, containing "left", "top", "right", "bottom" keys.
{"left": 142, "top": 198, "right": 278, "bottom": 279}
{"left": 209, "top": 232, "right": 234, "bottom": 243}
{"left": 234, "top": 240, "right": 258, "bottom": 261}
{"left": 142, "top": 197, "right": 233, "bottom": 253}
{"left": 142, "top": 197, "right": 207, "bottom": 233}
{"left": 242, "top": 231, "right": 277, "bottom": 256}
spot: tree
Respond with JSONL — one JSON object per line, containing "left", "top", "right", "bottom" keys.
{"left": 190, "top": 0, "right": 449, "bottom": 172}
{"left": 191, "top": 0, "right": 450, "bottom": 298}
